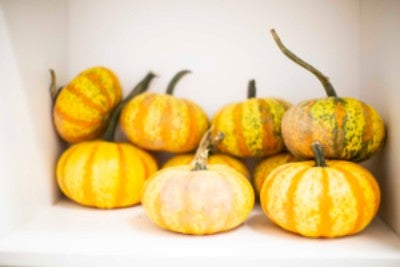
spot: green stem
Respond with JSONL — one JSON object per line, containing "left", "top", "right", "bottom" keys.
{"left": 49, "top": 69, "right": 58, "bottom": 101}
{"left": 104, "top": 72, "right": 156, "bottom": 142}
{"left": 312, "top": 142, "right": 328, "bottom": 167}
{"left": 191, "top": 128, "right": 224, "bottom": 171}
{"left": 166, "top": 70, "right": 191, "bottom": 95}
{"left": 247, "top": 79, "right": 256, "bottom": 99}
{"left": 270, "top": 29, "right": 337, "bottom": 97}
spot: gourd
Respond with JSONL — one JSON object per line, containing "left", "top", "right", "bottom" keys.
{"left": 271, "top": 29, "right": 385, "bottom": 162}
{"left": 51, "top": 66, "right": 122, "bottom": 143}
{"left": 120, "top": 70, "right": 209, "bottom": 153}
{"left": 253, "top": 152, "right": 297, "bottom": 196}
{"left": 211, "top": 80, "right": 291, "bottom": 158}
{"left": 56, "top": 73, "right": 158, "bottom": 209}
{"left": 141, "top": 129, "right": 255, "bottom": 235}
{"left": 260, "top": 142, "right": 381, "bottom": 238}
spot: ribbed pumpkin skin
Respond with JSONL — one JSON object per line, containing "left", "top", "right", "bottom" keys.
{"left": 212, "top": 98, "right": 291, "bottom": 157}
{"left": 253, "top": 152, "right": 297, "bottom": 195}
{"left": 56, "top": 141, "right": 158, "bottom": 208}
{"left": 260, "top": 160, "right": 380, "bottom": 238}
{"left": 141, "top": 165, "right": 255, "bottom": 235}
{"left": 53, "top": 67, "right": 122, "bottom": 143}
{"left": 281, "top": 97, "right": 385, "bottom": 162}
{"left": 120, "top": 92, "right": 209, "bottom": 153}
{"left": 162, "top": 153, "right": 250, "bottom": 179}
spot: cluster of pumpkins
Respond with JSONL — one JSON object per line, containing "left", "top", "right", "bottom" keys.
{"left": 52, "top": 29, "right": 385, "bottom": 238}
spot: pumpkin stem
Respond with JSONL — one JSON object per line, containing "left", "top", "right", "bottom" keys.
{"left": 166, "top": 70, "right": 191, "bottom": 95}
{"left": 312, "top": 142, "right": 328, "bottom": 167}
{"left": 104, "top": 72, "right": 156, "bottom": 142}
{"left": 191, "top": 127, "right": 224, "bottom": 171}
{"left": 270, "top": 29, "right": 337, "bottom": 97}
{"left": 49, "top": 69, "right": 63, "bottom": 101}
{"left": 247, "top": 79, "right": 257, "bottom": 99}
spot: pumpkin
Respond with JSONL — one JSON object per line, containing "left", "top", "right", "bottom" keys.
{"left": 120, "top": 70, "right": 209, "bottom": 153}
{"left": 56, "top": 73, "right": 158, "bottom": 208}
{"left": 271, "top": 29, "right": 385, "bottom": 162}
{"left": 253, "top": 152, "right": 297, "bottom": 196}
{"left": 52, "top": 66, "right": 123, "bottom": 143}
{"left": 211, "top": 80, "right": 291, "bottom": 158}
{"left": 260, "top": 142, "right": 381, "bottom": 238}
{"left": 141, "top": 129, "right": 255, "bottom": 235}
{"left": 162, "top": 153, "right": 250, "bottom": 180}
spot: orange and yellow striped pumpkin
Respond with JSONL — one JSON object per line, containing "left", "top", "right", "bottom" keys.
{"left": 56, "top": 72, "right": 158, "bottom": 209}
{"left": 260, "top": 142, "right": 380, "bottom": 238}
{"left": 211, "top": 80, "right": 291, "bottom": 158}
{"left": 141, "top": 129, "right": 255, "bottom": 235}
{"left": 120, "top": 70, "right": 209, "bottom": 153}
{"left": 53, "top": 66, "right": 122, "bottom": 143}
{"left": 253, "top": 152, "right": 297, "bottom": 195}
{"left": 57, "top": 141, "right": 158, "bottom": 208}
{"left": 271, "top": 29, "right": 385, "bottom": 162}
{"left": 162, "top": 153, "right": 250, "bottom": 179}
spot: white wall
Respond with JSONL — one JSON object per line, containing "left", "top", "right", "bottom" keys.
{"left": 0, "top": 0, "right": 68, "bottom": 236}
{"left": 360, "top": 0, "right": 400, "bottom": 235}
{"left": 68, "top": 0, "right": 360, "bottom": 117}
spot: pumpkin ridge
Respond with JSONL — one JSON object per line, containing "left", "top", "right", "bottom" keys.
{"left": 259, "top": 99, "right": 278, "bottom": 155}
{"left": 260, "top": 164, "right": 289, "bottom": 214}
{"left": 57, "top": 144, "right": 81, "bottom": 196}
{"left": 285, "top": 167, "right": 308, "bottom": 233}
{"left": 131, "top": 93, "right": 157, "bottom": 147}
{"left": 53, "top": 105, "right": 103, "bottom": 127}
{"left": 333, "top": 166, "right": 366, "bottom": 234}
{"left": 182, "top": 99, "right": 199, "bottom": 150}
{"left": 82, "top": 143, "right": 99, "bottom": 206}
{"left": 99, "top": 67, "right": 122, "bottom": 104}
{"left": 357, "top": 102, "right": 375, "bottom": 161}
{"left": 84, "top": 72, "right": 113, "bottom": 109}
{"left": 115, "top": 144, "right": 128, "bottom": 207}
{"left": 65, "top": 84, "right": 108, "bottom": 116}
{"left": 318, "top": 168, "right": 332, "bottom": 236}
{"left": 233, "top": 104, "right": 251, "bottom": 156}
{"left": 333, "top": 98, "right": 347, "bottom": 158}
{"left": 159, "top": 98, "right": 175, "bottom": 149}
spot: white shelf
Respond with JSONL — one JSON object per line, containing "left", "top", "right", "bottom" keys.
{"left": 1, "top": 198, "right": 400, "bottom": 267}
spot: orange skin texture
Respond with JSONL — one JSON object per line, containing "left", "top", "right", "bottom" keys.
{"left": 260, "top": 160, "right": 381, "bottom": 238}
{"left": 212, "top": 98, "right": 291, "bottom": 158}
{"left": 141, "top": 165, "right": 255, "bottom": 235}
{"left": 281, "top": 97, "right": 385, "bottom": 162}
{"left": 253, "top": 152, "right": 297, "bottom": 195}
{"left": 56, "top": 141, "right": 158, "bottom": 209}
{"left": 162, "top": 153, "right": 250, "bottom": 179}
{"left": 120, "top": 92, "right": 209, "bottom": 153}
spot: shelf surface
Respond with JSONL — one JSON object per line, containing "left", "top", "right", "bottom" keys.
{"left": 1, "top": 198, "right": 400, "bottom": 267}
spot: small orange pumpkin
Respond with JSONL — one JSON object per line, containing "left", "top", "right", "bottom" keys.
{"left": 211, "top": 80, "right": 291, "bottom": 158}
{"left": 56, "top": 73, "right": 158, "bottom": 208}
{"left": 260, "top": 142, "right": 380, "bottom": 238}
{"left": 141, "top": 129, "right": 255, "bottom": 235}
{"left": 51, "top": 67, "right": 122, "bottom": 143}
{"left": 120, "top": 70, "right": 209, "bottom": 153}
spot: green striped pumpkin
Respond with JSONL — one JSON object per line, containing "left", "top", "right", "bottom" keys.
{"left": 271, "top": 29, "right": 385, "bottom": 162}
{"left": 212, "top": 80, "right": 291, "bottom": 158}
{"left": 281, "top": 97, "right": 385, "bottom": 162}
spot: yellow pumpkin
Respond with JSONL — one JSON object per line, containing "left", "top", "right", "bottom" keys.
{"left": 141, "top": 129, "right": 255, "bottom": 235}
{"left": 120, "top": 70, "right": 209, "bottom": 153}
{"left": 253, "top": 152, "right": 297, "bottom": 195}
{"left": 56, "top": 73, "right": 158, "bottom": 208}
{"left": 52, "top": 66, "right": 122, "bottom": 143}
{"left": 162, "top": 153, "right": 250, "bottom": 179}
{"left": 211, "top": 80, "right": 291, "bottom": 158}
{"left": 260, "top": 142, "right": 380, "bottom": 238}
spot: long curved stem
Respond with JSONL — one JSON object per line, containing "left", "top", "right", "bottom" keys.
{"left": 270, "top": 29, "right": 337, "bottom": 97}
{"left": 104, "top": 72, "right": 156, "bottom": 141}
{"left": 166, "top": 70, "right": 191, "bottom": 95}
